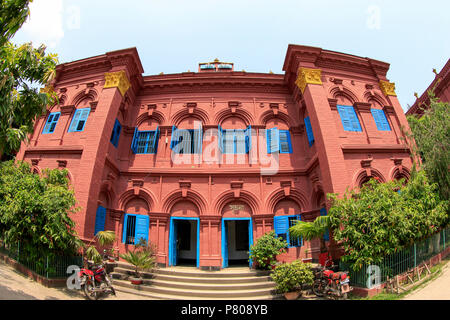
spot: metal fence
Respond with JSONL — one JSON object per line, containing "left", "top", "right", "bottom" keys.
{"left": 0, "top": 240, "right": 82, "bottom": 279}
{"left": 339, "top": 227, "right": 449, "bottom": 288}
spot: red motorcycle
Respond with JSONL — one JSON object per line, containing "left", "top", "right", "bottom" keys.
{"left": 312, "top": 253, "right": 352, "bottom": 299}
{"left": 79, "top": 251, "right": 116, "bottom": 300}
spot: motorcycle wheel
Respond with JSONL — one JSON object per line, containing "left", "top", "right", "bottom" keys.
{"left": 312, "top": 280, "right": 325, "bottom": 297}
{"left": 83, "top": 281, "right": 98, "bottom": 300}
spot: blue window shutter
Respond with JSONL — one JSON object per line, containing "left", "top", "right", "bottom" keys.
{"left": 111, "top": 119, "right": 121, "bottom": 147}
{"left": 68, "top": 108, "right": 90, "bottom": 132}
{"left": 197, "top": 123, "right": 203, "bottom": 154}
{"left": 348, "top": 107, "right": 362, "bottom": 132}
{"left": 94, "top": 206, "right": 106, "bottom": 236}
{"left": 170, "top": 125, "right": 178, "bottom": 149}
{"left": 320, "top": 208, "right": 329, "bottom": 241}
{"left": 152, "top": 126, "right": 160, "bottom": 153}
{"left": 77, "top": 108, "right": 90, "bottom": 131}
{"left": 279, "top": 130, "right": 292, "bottom": 153}
{"left": 68, "top": 109, "right": 81, "bottom": 132}
{"left": 266, "top": 128, "right": 280, "bottom": 153}
{"left": 304, "top": 116, "right": 315, "bottom": 146}
{"left": 371, "top": 109, "right": 391, "bottom": 131}
{"left": 131, "top": 127, "right": 138, "bottom": 153}
{"left": 245, "top": 125, "right": 252, "bottom": 154}
{"left": 338, "top": 105, "right": 361, "bottom": 132}
{"left": 122, "top": 214, "right": 129, "bottom": 243}
{"left": 273, "top": 216, "right": 289, "bottom": 236}
{"left": 134, "top": 215, "right": 149, "bottom": 245}
{"left": 43, "top": 112, "right": 61, "bottom": 134}
{"left": 218, "top": 125, "right": 224, "bottom": 153}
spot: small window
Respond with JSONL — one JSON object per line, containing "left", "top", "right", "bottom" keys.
{"left": 273, "top": 215, "right": 302, "bottom": 248}
{"left": 68, "top": 108, "right": 90, "bottom": 132}
{"left": 279, "top": 130, "right": 292, "bottom": 153}
{"left": 131, "top": 127, "right": 159, "bottom": 154}
{"left": 42, "top": 112, "right": 61, "bottom": 134}
{"left": 219, "top": 126, "right": 252, "bottom": 154}
{"left": 304, "top": 116, "right": 315, "bottom": 147}
{"left": 122, "top": 214, "right": 150, "bottom": 245}
{"left": 371, "top": 109, "right": 391, "bottom": 131}
{"left": 288, "top": 216, "right": 301, "bottom": 247}
{"left": 266, "top": 128, "right": 292, "bottom": 154}
{"left": 171, "top": 126, "right": 203, "bottom": 154}
{"left": 110, "top": 119, "right": 122, "bottom": 147}
{"left": 337, "top": 105, "right": 362, "bottom": 132}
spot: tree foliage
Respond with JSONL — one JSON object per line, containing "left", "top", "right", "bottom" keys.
{"left": 0, "top": 160, "right": 83, "bottom": 260}
{"left": 405, "top": 93, "right": 450, "bottom": 200}
{"left": 0, "top": 0, "right": 58, "bottom": 156}
{"left": 328, "top": 170, "right": 448, "bottom": 270}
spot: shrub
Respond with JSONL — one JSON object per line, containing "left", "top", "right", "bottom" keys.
{"left": 271, "top": 260, "right": 314, "bottom": 294}
{"left": 249, "top": 231, "right": 287, "bottom": 270}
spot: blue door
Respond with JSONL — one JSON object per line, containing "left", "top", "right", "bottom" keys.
{"left": 134, "top": 215, "right": 149, "bottom": 245}
{"left": 169, "top": 217, "right": 200, "bottom": 268}
{"left": 222, "top": 218, "right": 253, "bottom": 268}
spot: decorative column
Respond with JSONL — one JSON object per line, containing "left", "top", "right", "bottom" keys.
{"left": 74, "top": 70, "right": 132, "bottom": 239}
{"left": 199, "top": 215, "right": 222, "bottom": 270}
{"left": 109, "top": 209, "right": 124, "bottom": 253}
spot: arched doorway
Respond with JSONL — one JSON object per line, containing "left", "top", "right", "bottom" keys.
{"left": 221, "top": 201, "right": 253, "bottom": 268}
{"left": 168, "top": 200, "right": 200, "bottom": 267}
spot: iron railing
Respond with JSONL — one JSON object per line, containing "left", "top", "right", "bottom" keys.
{"left": 339, "top": 227, "right": 449, "bottom": 288}
{"left": 0, "top": 240, "right": 82, "bottom": 279}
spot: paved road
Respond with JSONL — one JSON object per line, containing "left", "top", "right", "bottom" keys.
{"left": 0, "top": 260, "right": 145, "bottom": 300}
{"left": 403, "top": 260, "right": 450, "bottom": 300}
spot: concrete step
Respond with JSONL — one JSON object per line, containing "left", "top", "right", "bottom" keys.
{"left": 113, "top": 262, "right": 270, "bottom": 278}
{"left": 112, "top": 267, "right": 273, "bottom": 284}
{"left": 129, "top": 278, "right": 276, "bottom": 291}
{"left": 112, "top": 279, "right": 279, "bottom": 299}
{"left": 114, "top": 285, "right": 283, "bottom": 300}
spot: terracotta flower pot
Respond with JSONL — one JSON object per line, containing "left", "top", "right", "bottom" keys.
{"left": 130, "top": 278, "right": 143, "bottom": 285}
{"left": 284, "top": 291, "right": 301, "bottom": 300}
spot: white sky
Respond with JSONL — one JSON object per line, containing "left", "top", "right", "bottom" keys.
{"left": 12, "top": 0, "right": 450, "bottom": 112}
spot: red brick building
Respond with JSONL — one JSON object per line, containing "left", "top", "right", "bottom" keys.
{"left": 16, "top": 44, "right": 413, "bottom": 270}
{"left": 406, "top": 58, "right": 450, "bottom": 117}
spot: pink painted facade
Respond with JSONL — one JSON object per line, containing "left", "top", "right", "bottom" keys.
{"left": 16, "top": 45, "right": 413, "bottom": 269}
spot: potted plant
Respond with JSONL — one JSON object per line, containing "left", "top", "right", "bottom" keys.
{"left": 271, "top": 260, "right": 314, "bottom": 300}
{"left": 119, "top": 239, "right": 156, "bottom": 285}
{"left": 84, "top": 231, "right": 116, "bottom": 264}
{"left": 248, "top": 231, "right": 288, "bottom": 270}
{"left": 302, "top": 249, "right": 312, "bottom": 263}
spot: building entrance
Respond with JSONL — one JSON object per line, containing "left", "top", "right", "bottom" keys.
{"left": 222, "top": 218, "right": 253, "bottom": 268}
{"left": 169, "top": 217, "right": 200, "bottom": 267}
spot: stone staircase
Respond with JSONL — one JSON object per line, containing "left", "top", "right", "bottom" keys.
{"left": 110, "top": 262, "right": 281, "bottom": 300}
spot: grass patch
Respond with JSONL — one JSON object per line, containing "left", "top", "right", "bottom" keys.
{"left": 349, "top": 256, "right": 449, "bottom": 300}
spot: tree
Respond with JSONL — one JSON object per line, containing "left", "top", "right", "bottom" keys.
{"left": 327, "top": 170, "right": 448, "bottom": 270}
{"left": 405, "top": 93, "right": 450, "bottom": 200}
{"left": 0, "top": 160, "right": 84, "bottom": 260}
{"left": 0, "top": 0, "right": 58, "bottom": 157}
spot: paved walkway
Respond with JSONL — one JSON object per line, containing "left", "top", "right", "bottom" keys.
{"left": 403, "top": 260, "right": 450, "bottom": 300}
{"left": 0, "top": 260, "right": 145, "bottom": 300}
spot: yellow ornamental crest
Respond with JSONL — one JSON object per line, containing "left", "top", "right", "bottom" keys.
{"left": 295, "top": 67, "right": 322, "bottom": 94}
{"left": 104, "top": 70, "right": 131, "bottom": 97}
{"left": 379, "top": 80, "right": 397, "bottom": 97}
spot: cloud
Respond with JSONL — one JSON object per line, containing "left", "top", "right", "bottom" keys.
{"left": 21, "top": 0, "right": 65, "bottom": 48}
